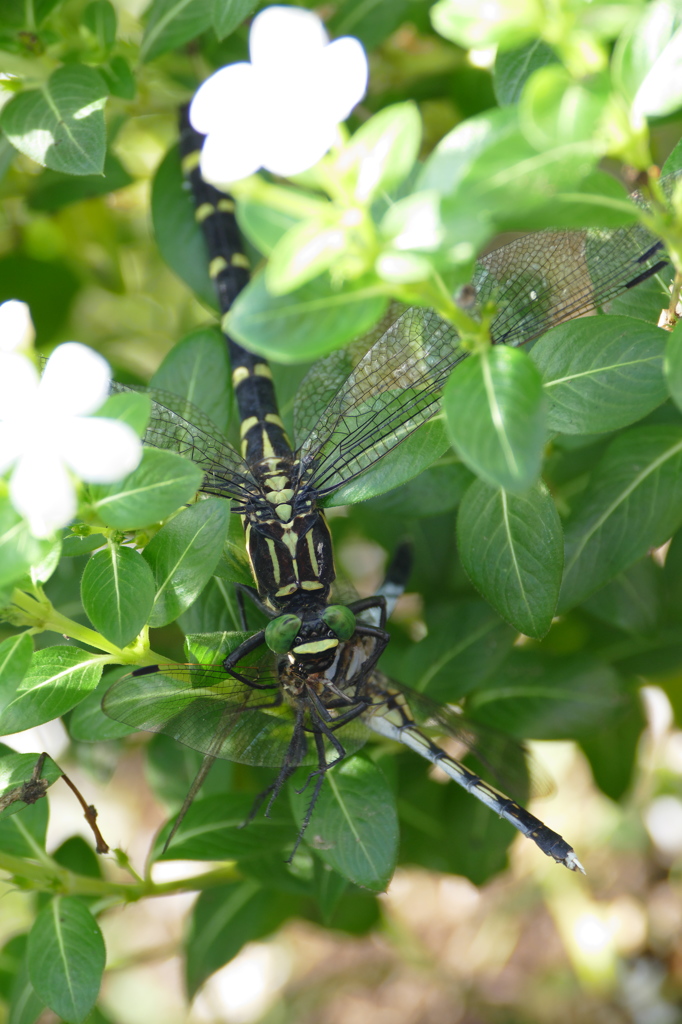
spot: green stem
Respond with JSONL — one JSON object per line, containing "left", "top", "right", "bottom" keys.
{"left": 8, "top": 589, "right": 164, "bottom": 667}
{"left": 0, "top": 850, "right": 241, "bottom": 901}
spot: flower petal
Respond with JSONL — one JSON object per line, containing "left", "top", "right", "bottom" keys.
{"left": 0, "top": 423, "right": 24, "bottom": 474}
{"left": 262, "top": 120, "right": 337, "bottom": 177}
{"left": 0, "top": 300, "right": 35, "bottom": 353}
{"left": 39, "top": 342, "right": 112, "bottom": 417}
{"left": 59, "top": 417, "right": 142, "bottom": 482}
{"left": 10, "top": 450, "right": 76, "bottom": 538}
{"left": 200, "top": 129, "right": 263, "bottom": 187}
{"left": 190, "top": 64, "right": 256, "bottom": 134}
{"left": 250, "top": 6, "right": 328, "bottom": 70}
{"left": 317, "top": 37, "right": 368, "bottom": 121}
{"left": 0, "top": 352, "right": 40, "bottom": 421}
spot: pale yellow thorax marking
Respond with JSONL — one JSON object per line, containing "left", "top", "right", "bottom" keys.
{"left": 181, "top": 151, "right": 201, "bottom": 174}
{"left": 209, "top": 255, "right": 228, "bottom": 278}
{"left": 195, "top": 203, "right": 214, "bottom": 223}
{"left": 254, "top": 363, "right": 272, "bottom": 379}
{"left": 232, "top": 365, "right": 250, "bottom": 385}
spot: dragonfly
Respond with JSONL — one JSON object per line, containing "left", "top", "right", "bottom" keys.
{"left": 104, "top": 120, "right": 675, "bottom": 872}
{"left": 104, "top": 543, "right": 584, "bottom": 872}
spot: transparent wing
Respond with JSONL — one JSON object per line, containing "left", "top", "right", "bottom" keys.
{"left": 110, "top": 382, "right": 257, "bottom": 504}
{"left": 103, "top": 661, "right": 369, "bottom": 768}
{"left": 294, "top": 173, "right": 677, "bottom": 500}
{"left": 298, "top": 306, "right": 465, "bottom": 497}
{"left": 364, "top": 671, "right": 551, "bottom": 802}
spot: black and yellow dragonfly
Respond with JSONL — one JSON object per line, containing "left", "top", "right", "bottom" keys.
{"left": 104, "top": 117, "right": 676, "bottom": 872}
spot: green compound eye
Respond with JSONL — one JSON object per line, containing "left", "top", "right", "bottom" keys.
{"left": 321, "top": 604, "right": 356, "bottom": 641}
{"left": 265, "top": 614, "right": 301, "bottom": 654}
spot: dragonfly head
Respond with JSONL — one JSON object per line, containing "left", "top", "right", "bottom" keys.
{"left": 264, "top": 604, "right": 357, "bottom": 663}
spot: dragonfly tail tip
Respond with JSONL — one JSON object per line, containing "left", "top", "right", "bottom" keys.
{"left": 565, "top": 850, "right": 586, "bottom": 874}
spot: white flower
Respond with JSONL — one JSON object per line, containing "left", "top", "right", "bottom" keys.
{"left": 0, "top": 300, "right": 35, "bottom": 353}
{"left": 190, "top": 5, "right": 368, "bottom": 185}
{"left": 0, "top": 342, "right": 142, "bottom": 538}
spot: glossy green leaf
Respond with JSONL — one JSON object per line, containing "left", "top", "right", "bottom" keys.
{"left": 327, "top": 0, "right": 412, "bottom": 48}
{"left": 560, "top": 425, "right": 682, "bottom": 609}
{"left": 266, "top": 217, "right": 350, "bottom": 295}
{"left": 431, "top": 0, "right": 542, "bottom": 49}
{"left": 291, "top": 754, "right": 398, "bottom": 891}
{"left": 155, "top": 793, "right": 294, "bottom": 861}
{"left": 326, "top": 417, "right": 452, "bottom": 506}
{"left": 343, "top": 102, "right": 421, "bottom": 201}
{"left": 100, "top": 55, "right": 136, "bottom": 99}
{"left": 141, "top": 0, "right": 214, "bottom": 61}
{"left": 94, "top": 391, "right": 151, "bottom": 437}
{"left": 27, "top": 897, "right": 105, "bottom": 1023}
{"left": 457, "top": 479, "right": 563, "bottom": 638}
{"left": 0, "top": 934, "right": 28, "bottom": 1004}
{"left": 81, "top": 546, "right": 155, "bottom": 647}
{"left": 151, "top": 327, "right": 232, "bottom": 434}
{"left": 396, "top": 599, "right": 516, "bottom": 702}
{"left": 443, "top": 345, "right": 546, "bottom": 493}
{"left": 493, "top": 39, "right": 558, "bottom": 106}
{"left": 0, "top": 634, "right": 33, "bottom": 712}
{"left": 186, "top": 882, "right": 298, "bottom": 996}
{"left": 532, "top": 315, "right": 668, "bottom": 434}
{"left": 664, "top": 318, "right": 682, "bottom": 411}
{"left": 0, "top": 497, "right": 48, "bottom": 589}
{"left": 582, "top": 558, "right": 661, "bottom": 634}
{"left": 142, "top": 497, "right": 232, "bottom": 626}
{"left": 0, "top": 799, "right": 48, "bottom": 858}
{"left": 228, "top": 272, "right": 388, "bottom": 363}
{"left": 151, "top": 144, "right": 216, "bottom": 309}
{"left": 366, "top": 453, "right": 474, "bottom": 518}
{"left": 468, "top": 650, "right": 624, "bottom": 739}
{"left": 212, "top": 0, "right": 257, "bottom": 38}
{"left": 612, "top": 0, "right": 682, "bottom": 118}
{"left": 0, "top": 66, "right": 107, "bottom": 175}
{"left": 7, "top": 946, "right": 44, "bottom": 1024}
{"left": 519, "top": 65, "right": 610, "bottom": 152}
{"left": 0, "top": 648, "right": 103, "bottom": 735}
{"left": 83, "top": 0, "right": 117, "bottom": 50}
{"left": 145, "top": 733, "right": 234, "bottom": 808}
{"left": 68, "top": 671, "right": 134, "bottom": 743}
{"left": 236, "top": 195, "right": 302, "bottom": 256}
{"left": 579, "top": 695, "right": 644, "bottom": 802}
{"left": 88, "top": 448, "right": 204, "bottom": 529}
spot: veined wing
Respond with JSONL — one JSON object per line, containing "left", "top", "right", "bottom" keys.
{"left": 297, "top": 306, "right": 465, "bottom": 497}
{"left": 110, "top": 382, "right": 257, "bottom": 504}
{"left": 294, "top": 173, "right": 677, "bottom": 500}
{"left": 475, "top": 183, "right": 673, "bottom": 348}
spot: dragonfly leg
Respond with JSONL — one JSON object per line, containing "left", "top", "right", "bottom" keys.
{"left": 223, "top": 630, "right": 279, "bottom": 688}
{"left": 349, "top": 594, "right": 388, "bottom": 629}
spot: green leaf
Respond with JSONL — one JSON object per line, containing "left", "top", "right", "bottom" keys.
{"left": 99, "top": 55, "right": 136, "bottom": 99}
{"left": 394, "top": 599, "right": 515, "bottom": 702}
{"left": 519, "top": 66, "right": 610, "bottom": 152}
{"left": 236, "top": 195, "right": 302, "bottom": 256}
{"left": 431, "top": 0, "right": 542, "bottom": 49}
{"left": 366, "top": 452, "right": 474, "bottom": 518}
{"left": 68, "top": 671, "right": 136, "bottom": 743}
{"left": 0, "top": 799, "right": 48, "bottom": 858}
{"left": 0, "top": 647, "right": 103, "bottom": 734}
{"left": 212, "top": 0, "right": 257, "bottom": 39}
{"left": 27, "top": 897, "right": 105, "bottom": 1023}
{"left": 665, "top": 318, "right": 682, "bottom": 411}
{"left": 560, "top": 425, "right": 682, "bottom": 609}
{"left": 493, "top": 39, "right": 558, "bottom": 106}
{"left": 0, "top": 497, "right": 49, "bottom": 589}
{"left": 344, "top": 102, "right": 421, "bottom": 202}
{"left": 327, "top": 0, "right": 412, "bottom": 49}
{"left": 612, "top": 0, "right": 682, "bottom": 118}
{"left": 291, "top": 754, "right": 398, "bottom": 891}
{"left": 532, "top": 315, "right": 668, "bottom": 434}
{"left": 156, "top": 793, "right": 294, "bottom": 861}
{"left": 81, "top": 546, "right": 155, "bottom": 647}
{"left": 457, "top": 479, "right": 563, "bottom": 638}
{"left": 443, "top": 345, "right": 546, "bottom": 493}
{"left": 27, "top": 153, "right": 132, "bottom": 212}
{"left": 141, "top": 0, "right": 214, "bottom": 61}
{"left": 142, "top": 497, "right": 232, "bottom": 626}
{"left": 94, "top": 391, "right": 151, "bottom": 437}
{"left": 7, "top": 947, "right": 44, "bottom": 1024}
{"left": 0, "top": 66, "right": 107, "bottom": 175}
{"left": 83, "top": 0, "right": 117, "bottom": 50}
{"left": 579, "top": 695, "right": 644, "bottom": 802}
{"left": 582, "top": 558, "right": 661, "bottom": 634}
{"left": 186, "top": 882, "right": 298, "bottom": 996}
{"left": 468, "top": 650, "right": 624, "bottom": 739}
{"left": 0, "top": 634, "right": 33, "bottom": 712}
{"left": 151, "top": 144, "right": 216, "bottom": 309}
{"left": 151, "top": 327, "right": 232, "bottom": 434}
{"left": 0, "top": 751, "right": 61, "bottom": 828}
{"left": 266, "top": 217, "right": 350, "bottom": 296}
{"left": 88, "top": 448, "right": 204, "bottom": 529}
{"left": 228, "top": 272, "right": 388, "bottom": 363}
{"left": 326, "top": 417, "right": 452, "bottom": 506}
